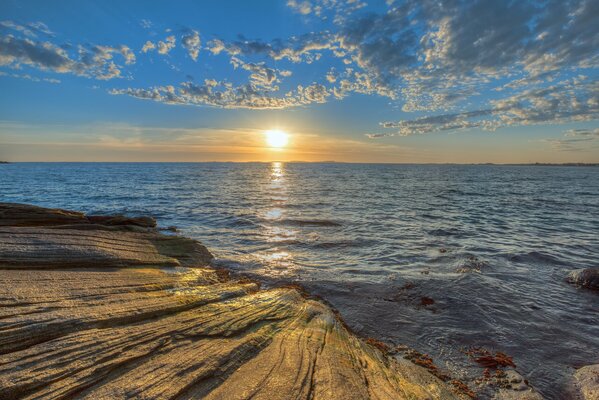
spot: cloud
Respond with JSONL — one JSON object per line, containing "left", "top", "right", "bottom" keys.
{"left": 6, "top": 0, "right": 597, "bottom": 137}
{"left": 286, "top": 0, "right": 367, "bottom": 23}
{"left": 287, "top": 0, "right": 313, "bottom": 15}
{"left": 157, "top": 35, "right": 176, "bottom": 55}
{"left": 0, "top": 20, "right": 53, "bottom": 38}
{"left": 378, "top": 78, "right": 599, "bottom": 136}
{"left": 141, "top": 40, "right": 155, "bottom": 53}
{"left": 110, "top": 78, "right": 330, "bottom": 109}
{"left": 543, "top": 137, "right": 597, "bottom": 152}
{"left": 181, "top": 30, "right": 200, "bottom": 61}
{"left": 0, "top": 23, "right": 134, "bottom": 80}
{"left": 118, "top": 0, "right": 599, "bottom": 124}
{"left": 365, "top": 132, "right": 392, "bottom": 138}
{"left": 230, "top": 56, "right": 288, "bottom": 90}
{"left": 140, "top": 19, "right": 152, "bottom": 29}
{"left": 544, "top": 127, "right": 599, "bottom": 152}
{"left": 141, "top": 35, "right": 176, "bottom": 56}
{"left": 0, "top": 70, "right": 60, "bottom": 83}
{"left": 564, "top": 128, "right": 599, "bottom": 138}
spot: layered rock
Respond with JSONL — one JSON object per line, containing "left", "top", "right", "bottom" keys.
{"left": 0, "top": 203, "right": 467, "bottom": 399}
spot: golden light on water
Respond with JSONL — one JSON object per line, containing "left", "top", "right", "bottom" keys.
{"left": 265, "top": 129, "right": 289, "bottom": 149}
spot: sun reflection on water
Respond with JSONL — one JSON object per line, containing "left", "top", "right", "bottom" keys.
{"left": 257, "top": 162, "right": 300, "bottom": 278}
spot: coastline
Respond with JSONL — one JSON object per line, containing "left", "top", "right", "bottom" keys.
{"left": 0, "top": 203, "right": 592, "bottom": 399}
{"left": 0, "top": 203, "right": 469, "bottom": 399}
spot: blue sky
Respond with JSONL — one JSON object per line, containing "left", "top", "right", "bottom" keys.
{"left": 1, "top": 0, "right": 598, "bottom": 162}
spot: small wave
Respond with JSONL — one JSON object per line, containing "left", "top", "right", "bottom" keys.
{"left": 428, "top": 227, "right": 462, "bottom": 237}
{"left": 309, "top": 239, "right": 373, "bottom": 249}
{"left": 508, "top": 251, "right": 563, "bottom": 265}
{"left": 279, "top": 218, "right": 342, "bottom": 227}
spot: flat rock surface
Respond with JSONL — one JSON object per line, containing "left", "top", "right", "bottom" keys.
{"left": 0, "top": 203, "right": 466, "bottom": 399}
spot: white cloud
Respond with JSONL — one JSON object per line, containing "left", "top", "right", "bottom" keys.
{"left": 0, "top": 34, "right": 134, "bottom": 80}
{"left": 141, "top": 40, "right": 155, "bottom": 53}
{"left": 181, "top": 30, "right": 200, "bottom": 61}
{"left": 157, "top": 35, "right": 176, "bottom": 55}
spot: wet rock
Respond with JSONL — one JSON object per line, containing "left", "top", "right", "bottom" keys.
{"left": 493, "top": 370, "right": 543, "bottom": 399}
{"left": 0, "top": 202, "right": 87, "bottom": 227}
{"left": 455, "top": 255, "right": 489, "bottom": 273}
{"left": 0, "top": 202, "right": 157, "bottom": 229}
{"left": 573, "top": 364, "right": 599, "bottom": 400}
{"left": 87, "top": 214, "right": 157, "bottom": 228}
{"left": 0, "top": 203, "right": 467, "bottom": 399}
{"left": 567, "top": 268, "right": 599, "bottom": 290}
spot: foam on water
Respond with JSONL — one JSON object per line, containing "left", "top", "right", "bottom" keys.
{"left": 1, "top": 161, "right": 598, "bottom": 398}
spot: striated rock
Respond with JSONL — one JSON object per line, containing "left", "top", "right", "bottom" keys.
{"left": 567, "top": 268, "right": 599, "bottom": 291}
{"left": 0, "top": 202, "right": 87, "bottom": 227}
{"left": 573, "top": 364, "right": 599, "bottom": 400}
{"left": 0, "top": 203, "right": 468, "bottom": 399}
{"left": 0, "top": 202, "right": 156, "bottom": 228}
{"left": 0, "top": 226, "right": 213, "bottom": 269}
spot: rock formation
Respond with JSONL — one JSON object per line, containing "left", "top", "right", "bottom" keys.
{"left": 0, "top": 203, "right": 467, "bottom": 399}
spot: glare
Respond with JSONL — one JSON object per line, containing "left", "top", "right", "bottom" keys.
{"left": 265, "top": 130, "right": 289, "bottom": 148}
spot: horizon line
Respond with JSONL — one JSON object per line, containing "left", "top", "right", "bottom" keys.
{"left": 2, "top": 161, "right": 598, "bottom": 166}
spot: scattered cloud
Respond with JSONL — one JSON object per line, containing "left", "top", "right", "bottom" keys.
{"left": 110, "top": 79, "right": 330, "bottom": 109}
{"left": 564, "top": 128, "right": 599, "bottom": 138}
{"left": 0, "top": 20, "right": 53, "bottom": 38}
{"left": 377, "top": 78, "right": 599, "bottom": 136}
{"left": 141, "top": 40, "right": 155, "bottom": 53}
{"left": 140, "top": 19, "right": 152, "bottom": 29}
{"left": 181, "top": 29, "right": 200, "bottom": 61}
{"left": 0, "top": 70, "right": 60, "bottom": 83}
{"left": 544, "top": 128, "right": 599, "bottom": 152}
{"left": 157, "top": 35, "right": 176, "bottom": 55}
{"left": 0, "top": 35, "right": 134, "bottom": 80}
{"left": 287, "top": 0, "right": 367, "bottom": 24}
{"left": 2, "top": 1, "right": 599, "bottom": 136}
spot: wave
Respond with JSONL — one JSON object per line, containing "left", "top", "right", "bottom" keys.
{"left": 277, "top": 218, "right": 342, "bottom": 227}
{"left": 507, "top": 251, "right": 564, "bottom": 265}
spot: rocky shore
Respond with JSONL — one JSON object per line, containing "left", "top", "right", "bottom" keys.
{"left": 0, "top": 203, "right": 467, "bottom": 400}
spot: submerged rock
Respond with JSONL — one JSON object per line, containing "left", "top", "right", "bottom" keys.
{"left": 0, "top": 203, "right": 468, "bottom": 399}
{"left": 493, "top": 370, "right": 543, "bottom": 400}
{"left": 567, "top": 268, "right": 599, "bottom": 290}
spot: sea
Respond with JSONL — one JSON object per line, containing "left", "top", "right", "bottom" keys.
{"left": 1, "top": 162, "right": 598, "bottom": 398}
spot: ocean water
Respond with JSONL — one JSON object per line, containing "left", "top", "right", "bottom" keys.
{"left": 1, "top": 162, "right": 598, "bottom": 398}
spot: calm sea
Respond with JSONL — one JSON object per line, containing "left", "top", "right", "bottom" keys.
{"left": 1, "top": 162, "right": 598, "bottom": 398}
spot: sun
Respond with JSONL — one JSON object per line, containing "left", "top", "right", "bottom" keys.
{"left": 265, "top": 129, "right": 289, "bottom": 148}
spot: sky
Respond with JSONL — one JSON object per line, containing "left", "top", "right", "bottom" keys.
{"left": 0, "top": 0, "right": 598, "bottom": 163}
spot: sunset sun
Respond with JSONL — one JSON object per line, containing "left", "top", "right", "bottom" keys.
{"left": 265, "top": 129, "right": 289, "bottom": 148}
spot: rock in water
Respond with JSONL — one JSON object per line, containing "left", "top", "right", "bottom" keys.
{"left": 567, "top": 268, "right": 599, "bottom": 290}
{"left": 0, "top": 203, "right": 468, "bottom": 400}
